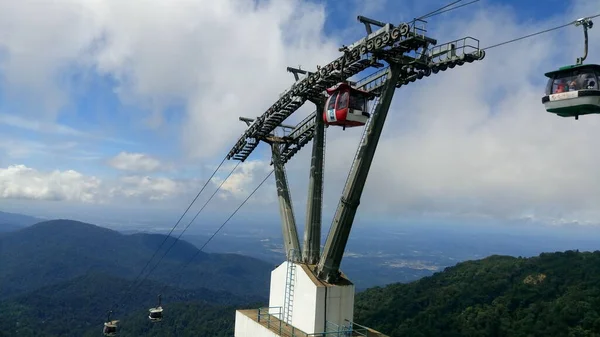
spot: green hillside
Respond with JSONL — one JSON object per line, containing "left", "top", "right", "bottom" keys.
{"left": 0, "top": 273, "right": 263, "bottom": 337}
{"left": 83, "top": 302, "right": 243, "bottom": 337}
{"left": 0, "top": 219, "right": 271, "bottom": 336}
{"left": 6, "top": 219, "right": 600, "bottom": 336}
{"left": 355, "top": 250, "right": 600, "bottom": 337}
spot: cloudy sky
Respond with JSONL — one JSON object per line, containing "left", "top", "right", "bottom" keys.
{"left": 1, "top": 0, "right": 600, "bottom": 231}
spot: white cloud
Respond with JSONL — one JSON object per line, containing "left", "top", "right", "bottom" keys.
{"left": 0, "top": 138, "right": 80, "bottom": 159}
{"left": 0, "top": 113, "right": 136, "bottom": 145}
{"left": 214, "top": 159, "right": 273, "bottom": 200}
{"left": 0, "top": 113, "right": 83, "bottom": 136}
{"left": 109, "top": 175, "right": 184, "bottom": 201}
{"left": 0, "top": 165, "right": 100, "bottom": 202}
{"left": 3, "top": 0, "right": 600, "bottom": 226}
{"left": 0, "top": 0, "right": 341, "bottom": 160}
{"left": 0, "top": 161, "right": 274, "bottom": 208}
{"left": 108, "top": 151, "right": 163, "bottom": 172}
{"left": 0, "top": 164, "right": 190, "bottom": 204}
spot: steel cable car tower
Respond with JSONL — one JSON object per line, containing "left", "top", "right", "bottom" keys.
{"left": 92, "top": 7, "right": 600, "bottom": 336}
{"left": 227, "top": 12, "right": 485, "bottom": 337}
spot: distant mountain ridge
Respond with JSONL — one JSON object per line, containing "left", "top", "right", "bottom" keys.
{"left": 0, "top": 210, "right": 42, "bottom": 232}
{"left": 0, "top": 219, "right": 272, "bottom": 299}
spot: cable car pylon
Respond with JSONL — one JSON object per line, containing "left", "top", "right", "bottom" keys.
{"left": 230, "top": 11, "right": 485, "bottom": 337}
{"left": 90, "top": 6, "right": 600, "bottom": 337}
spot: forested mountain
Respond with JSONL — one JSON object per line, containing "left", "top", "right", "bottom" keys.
{"left": 354, "top": 250, "right": 600, "bottom": 337}
{"left": 4, "top": 218, "right": 600, "bottom": 336}
{"left": 0, "top": 219, "right": 272, "bottom": 336}
{"left": 0, "top": 219, "right": 273, "bottom": 299}
{"left": 0, "top": 272, "right": 263, "bottom": 337}
{"left": 83, "top": 302, "right": 244, "bottom": 337}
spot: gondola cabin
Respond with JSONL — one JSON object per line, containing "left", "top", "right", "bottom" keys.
{"left": 323, "top": 82, "right": 372, "bottom": 129}
{"left": 542, "top": 63, "right": 600, "bottom": 119}
{"left": 103, "top": 320, "right": 118, "bottom": 336}
{"left": 149, "top": 306, "right": 163, "bottom": 322}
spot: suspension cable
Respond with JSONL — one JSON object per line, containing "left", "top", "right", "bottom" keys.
{"left": 417, "top": 0, "right": 463, "bottom": 21}
{"left": 482, "top": 13, "right": 600, "bottom": 51}
{"left": 159, "top": 169, "right": 275, "bottom": 293}
{"left": 108, "top": 155, "right": 228, "bottom": 313}
{"left": 416, "top": 0, "right": 481, "bottom": 21}
{"left": 116, "top": 161, "right": 243, "bottom": 309}
{"left": 420, "top": 0, "right": 480, "bottom": 20}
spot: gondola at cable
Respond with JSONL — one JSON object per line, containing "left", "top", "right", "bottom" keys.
{"left": 323, "top": 82, "right": 374, "bottom": 129}
{"left": 148, "top": 294, "right": 164, "bottom": 322}
{"left": 103, "top": 311, "right": 119, "bottom": 336}
{"left": 542, "top": 18, "right": 600, "bottom": 120}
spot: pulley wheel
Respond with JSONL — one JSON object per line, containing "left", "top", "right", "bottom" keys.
{"left": 375, "top": 37, "right": 383, "bottom": 48}
{"left": 399, "top": 23, "right": 410, "bottom": 36}
{"left": 382, "top": 33, "right": 390, "bottom": 44}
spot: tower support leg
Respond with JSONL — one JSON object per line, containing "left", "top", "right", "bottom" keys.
{"left": 272, "top": 143, "right": 301, "bottom": 261}
{"left": 303, "top": 103, "right": 325, "bottom": 265}
{"left": 317, "top": 64, "right": 401, "bottom": 283}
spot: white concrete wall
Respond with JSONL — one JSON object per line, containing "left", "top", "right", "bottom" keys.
{"left": 268, "top": 261, "right": 286, "bottom": 318}
{"left": 290, "top": 264, "right": 318, "bottom": 333}
{"left": 234, "top": 311, "right": 281, "bottom": 337}
{"left": 266, "top": 261, "right": 355, "bottom": 334}
{"left": 324, "top": 283, "right": 355, "bottom": 330}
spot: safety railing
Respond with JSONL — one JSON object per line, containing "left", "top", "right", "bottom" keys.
{"left": 355, "top": 67, "right": 390, "bottom": 94}
{"left": 288, "top": 110, "right": 318, "bottom": 139}
{"left": 409, "top": 18, "right": 428, "bottom": 38}
{"left": 427, "top": 36, "right": 481, "bottom": 63}
{"left": 255, "top": 307, "right": 370, "bottom": 337}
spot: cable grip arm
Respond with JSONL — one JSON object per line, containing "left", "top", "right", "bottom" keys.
{"left": 575, "top": 18, "right": 593, "bottom": 65}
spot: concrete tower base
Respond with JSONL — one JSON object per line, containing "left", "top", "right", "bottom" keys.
{"left": 268, "top": 261, "right": 354, "bottom": 333}
{"left": 234, "top": 261, "right": 388, "bottom": 337}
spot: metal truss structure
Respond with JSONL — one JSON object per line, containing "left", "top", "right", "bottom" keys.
{"left": 226, "top": 15, "right": 486, "bottom": 284}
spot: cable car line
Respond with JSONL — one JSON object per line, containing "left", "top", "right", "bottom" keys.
{"left": 157, "top": 169, "right": 275, "bottom": 295}
{"left": 417, "top": 0, "right": 463, "bottom": 20}
{"left": 418, "top": 0, "right": 480, "bottom": 20}
{"left": 101, "top": 155, "right": 229, "bottom": 328}
{"left": 100, "top": 164, "right": 268, "bottom": 336}
{"left": 482, "top": 13, "right": 600, "bottom": 51}
{"left": 116, "top": 161, "right": 243, "bottom": 309}
{"left": 126, "top": 155, "right": 229, "bottom": 288}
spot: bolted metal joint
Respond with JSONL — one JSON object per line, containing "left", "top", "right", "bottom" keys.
{"left": 340, "top": 196, "right": 360, "bottom": 209}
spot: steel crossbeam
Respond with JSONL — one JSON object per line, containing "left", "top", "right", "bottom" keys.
{"left": 227, "top": 18, "right": 484, "bottom": 163}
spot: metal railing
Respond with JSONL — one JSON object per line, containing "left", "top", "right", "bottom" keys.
{"left": 409, "top": 18, "right": 428, "bottom": 38}
{"left": 427, "top": 36, "right": 481, "bottom": 63}
{"left": 255, "top": 307, "right": 370, "bottom": 337}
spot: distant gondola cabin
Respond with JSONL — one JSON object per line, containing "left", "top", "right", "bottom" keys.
{"left": 323, "top": 82, "right": 372, "bottom": 128}
{"left": 542, "top": 64, "right": 600, "bottom": 119}
{"left": 103, "top": 320, "right": 118, "bottom": 336}
{"left": 149, "top": 306, "right": 163, "bottom": 322}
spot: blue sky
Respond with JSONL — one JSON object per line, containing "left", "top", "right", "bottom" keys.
{"left": 1, "top": 0, "right": 600, "bottom": 233}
